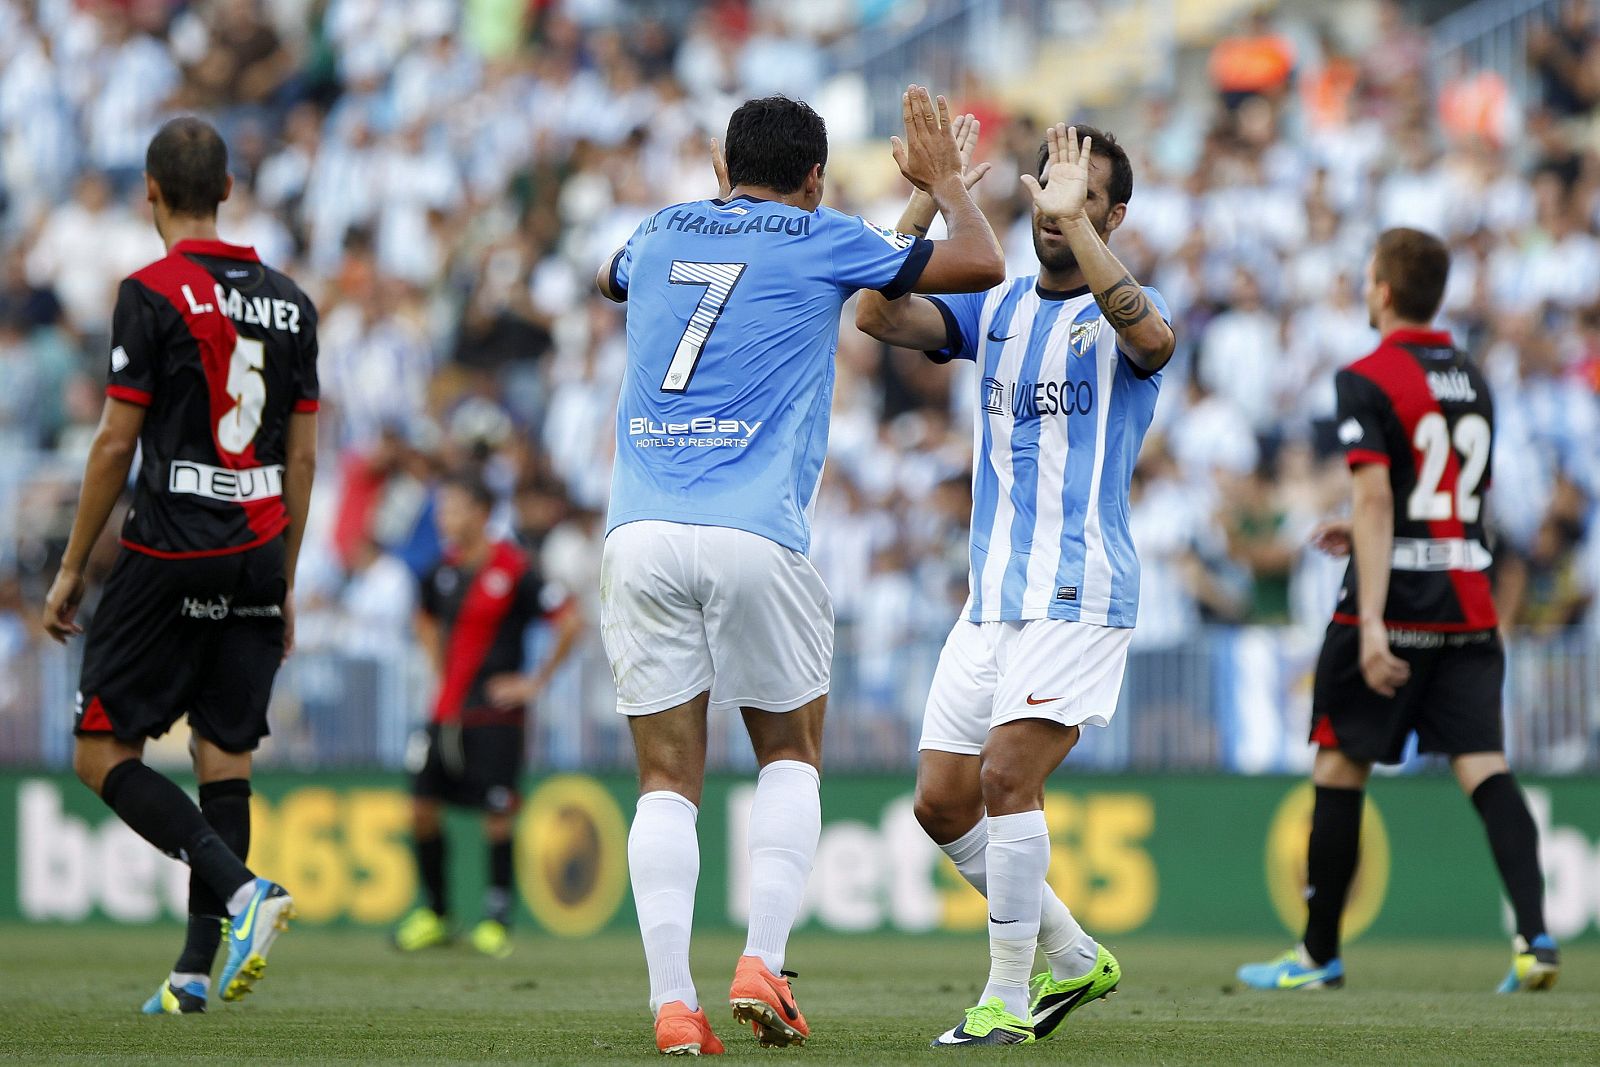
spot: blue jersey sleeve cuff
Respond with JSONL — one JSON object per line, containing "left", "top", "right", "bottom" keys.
{"left": 878, "top": 236, "right": 934, "bottom": 301}
{"left": 606, "top": 248, "right": 628, "bottom": 301}
{"left": 922, "top": 296, "right": 966, "bottom": 364}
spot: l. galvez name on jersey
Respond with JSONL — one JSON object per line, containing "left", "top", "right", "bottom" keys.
{"left": 107, "top": 238, "right": 319, "bottom": 559}
{"left": 178, "top": 277, "right": 306, "bottom": 334}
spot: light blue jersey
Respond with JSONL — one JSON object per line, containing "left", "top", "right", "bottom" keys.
{"left": 927, "top": 278, "right": 1168, "bottom": 627}
{"left": 606, "top": 194, "right": 931, "bottom": 554}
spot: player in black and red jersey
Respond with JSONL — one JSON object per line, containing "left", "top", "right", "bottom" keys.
{"left": 41, "top": 117, "right": 317, "bottom": 1013}
{"left": 1239, "top": 228, "right": 1557, "bottom": 994}
{"left": 393, "top": 474, "right": 582, "bottom": 959}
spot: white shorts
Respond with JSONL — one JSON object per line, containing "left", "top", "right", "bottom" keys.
{"left": 600, "top": 520, "right": 833, "bottom": 717}
{"left": 919, "top": 618, "right": 1132, "bottom": 755}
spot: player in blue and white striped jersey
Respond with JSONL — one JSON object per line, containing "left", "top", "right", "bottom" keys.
{"left": 857, "top": 121, "right": 1174, "bottom": 1047}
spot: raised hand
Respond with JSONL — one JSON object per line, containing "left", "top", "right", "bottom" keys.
{"left": 890, "top": 85, "right": 964, "bottom": 194}
{"left": 710, "top": 137, "right": 732, "bottom": 200}
{"left": 950, "top": 112, "right": 992, "bottom": 192}
{"left": 1020, "top": 123, "right": 1090, "bottom": 223}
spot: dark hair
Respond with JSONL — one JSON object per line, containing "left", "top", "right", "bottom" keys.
{"left": 145, "top": 117, "right": 229, "bottom": 217}
{"left": 1038, "top": 124, "right": 1133, "bottom": 207}
{"left": 441, "top": 472, "right": 496, "bottom": 512}
{"left": 723, "top": 96, "right": 828, "bottom": 194}
{"left": 1373, "top": 227, "right": 1450, "bottom": 322}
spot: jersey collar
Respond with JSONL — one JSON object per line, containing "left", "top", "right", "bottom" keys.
{"left": 712, "top": 193, "right": 777, "bottom": 207}
{"left": 1035, "top": 281, "right": 1091, "bottom": 301}
{"left": 172, "top": 238, "right": 261, "bottom": 262}
{"left": 1383, "top": 327, "right": 1453, "bottom": 349}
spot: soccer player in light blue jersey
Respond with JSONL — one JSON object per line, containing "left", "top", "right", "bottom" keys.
{"left": 595, "top": 88, "right": 1005, "bottom": 1055}
{"left": 857, "top": 121, "right": 1175, "bottom": 1047}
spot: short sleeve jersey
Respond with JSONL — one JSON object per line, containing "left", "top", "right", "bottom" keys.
{"left": 421, "top": 540, "right": 568, "bottom": 723}
{"left": 605, "top": 195, "right": 931, "bottom": 554}
{"left": 923, "top": 278, "right": 1169, "bottom": 627}
{"left": 109, "top": 239, "right": 319, "bottom": 558}
{"left": 1332, "top": 328, "right": 1497, "bottom": 630}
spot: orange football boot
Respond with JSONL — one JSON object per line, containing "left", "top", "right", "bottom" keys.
{"left": 728, "top": 955, "right": 808, "bottom": 1048}
{"left": 655, "top": 1001, "right": 724, "bottom": 1056}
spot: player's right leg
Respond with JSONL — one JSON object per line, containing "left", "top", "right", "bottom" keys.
{"left": 187, "top": 541, "right": 296, "bottom": 1002}
{"left": 730, "top": 698, "right": 825, "bottom": 1049}
{"left": 144, "top": 739, "right": 257, "bottom": 1014}
{"left": 601, "top": 521, "right": 723, "bottom": 1055}
{"left": 690, "top": 524, "right": 834, "bottom": 1049}
{"left": 918, "top": 621, "right": 1111, "bottom": 1042}
{"left": 1452, "top": 753, "right": 1560, "bottom": 991}
{"left": 395, "top": 786, "right": 451, "bottom": 952}
{"left": 1424, "top": 637, "right": 1559, "bottom": 992}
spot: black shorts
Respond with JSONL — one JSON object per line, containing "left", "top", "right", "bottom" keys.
{"left": 409, "top": 722, "right": 524, "bottom": 813}
{"left": 76, "top": 538, "right": 287, "bottom": 753}
{"left": 1310, "top": 623, "right": 1504, "bottom": 765}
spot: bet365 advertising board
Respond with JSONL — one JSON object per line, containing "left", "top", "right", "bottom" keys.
{"left": 3, "top": 771, "right": 1599, "bottom": 942}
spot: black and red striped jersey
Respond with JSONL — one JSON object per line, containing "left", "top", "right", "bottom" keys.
{"left": 421, "top": 541, "right": 568, "bottom": 724}
{"left": 108, "top": 239, "right": 319, "bottom": 559}
{"left": 1332, "top": 328, "right": 1497, "bottom": 631}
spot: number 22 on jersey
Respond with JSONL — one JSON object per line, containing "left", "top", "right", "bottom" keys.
{"left": 660, "top": 261, "right": 746, "bottom": 393}
{"left": 1407, "top": 411, "right": 1489, "bottom": 523}
{"left": 218, "top": 336, "right": 266, "bottom": 453}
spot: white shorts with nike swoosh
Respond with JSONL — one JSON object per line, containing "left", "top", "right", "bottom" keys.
{"left": 918, "top": 618, "right": 1132, "bottom": 755}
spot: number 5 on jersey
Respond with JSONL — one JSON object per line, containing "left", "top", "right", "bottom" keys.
{"left": 661, "top": 261, "right": 747, "bottom": 393}
{"left": 218, "top": 336, "right": 267, "bottom": 453}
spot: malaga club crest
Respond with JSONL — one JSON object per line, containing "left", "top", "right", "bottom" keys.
{"left": 1069, "top": 319, "right": 1101, "bottom": 358}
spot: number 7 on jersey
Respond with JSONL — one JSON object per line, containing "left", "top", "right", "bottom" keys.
{"left": 661, "top": 261, "right": 747, "bottom": 393}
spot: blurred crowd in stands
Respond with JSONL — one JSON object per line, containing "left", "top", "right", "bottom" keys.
{"left": 1, "top": 0, "right": 1598, "bottom": 685}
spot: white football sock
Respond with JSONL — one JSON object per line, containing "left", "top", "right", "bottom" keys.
{"left": 1038, "top": 897, "right": 1096, "bottom": 981}
{"left": 981, "top": 810, "right": 1050, "bottom": 1018}
{"left": 630, "top": 791, "right": 701, "bottom": 1013}
{"left": 742, "top": 759, "right": 821, "bottom": 975}
{"left": 938, "top": 819, "right": 1096, "bottom": 982}
{"left": 169, "top": 971, "right": 209, "bottom": 992}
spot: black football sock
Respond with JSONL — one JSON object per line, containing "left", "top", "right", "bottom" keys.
{"left": 416, "top": 834, "right": 447, "bottom": 917}
{"left": 1301, "top": 785, "right": 1363, "bottom": 966}
{"left": 486, "top": 837, "right": 514, "bottom": 926}
{"left": 99, "top": 760, "right": 254, "bottom": 903}
{"left": 190, "top": 779, "right": 253, "bottom": 917}
{"left": 173, "top": 916, "right": 223, "bottom": 979}
{"left": 1471, "top": 773, "right": 1548, "bottom": 943}
{"left": 175, "top": 778, "right": 254, "bottom": 976}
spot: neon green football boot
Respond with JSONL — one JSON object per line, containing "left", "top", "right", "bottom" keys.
{"left": 930, "top": 997, "right": 1035, "bottom": 1047}
{"left": 470, "top": 919, "right": 512, "bottom": 959}
{"left": 1028, "top": 943, "right": 1121, "bottom": 1039}
{"left": 393, "top": 907, "right": 450, "bottom": 952}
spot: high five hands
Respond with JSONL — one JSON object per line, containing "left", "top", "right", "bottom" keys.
{"left": 1021, "top": 123, "right": 1091, "bottom": 223}
{"left": 891, "top": 85, "right": 967, "bottom": 194}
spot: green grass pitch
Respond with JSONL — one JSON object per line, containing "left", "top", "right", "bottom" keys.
{"left": 1, "top": 925, "right": 1597, "bottom": 1064}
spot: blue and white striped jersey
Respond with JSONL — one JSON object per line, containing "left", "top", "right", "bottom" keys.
{"left": 927, "top": 278, "right": 1168, "bottom": 627}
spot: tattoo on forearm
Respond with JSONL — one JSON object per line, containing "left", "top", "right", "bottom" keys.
{"left": 1096, "top": 275, "right": 1152, "bottom": 330}
{"left": 910, "top": 222, "right": 928, "bottom": 234}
